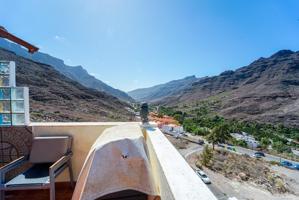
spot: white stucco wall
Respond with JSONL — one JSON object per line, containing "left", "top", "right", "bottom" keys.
{"left": 30, "top": 122, "right": 217, "bottom": 200}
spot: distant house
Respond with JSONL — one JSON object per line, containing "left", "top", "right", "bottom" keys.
{"left": 173, "top": 126, "right": 184, "bottom": 133}
{"left": 292, "top": 149, "right": 299, "bottom": 156}
{"left": 231, "top": 132, "right": 260, "bottom": 148}
{"left": 161, "top": 124, "right": 184, "bottom": 136}
{"left": 161, "top": 124, "right": 174, "bottom": 133}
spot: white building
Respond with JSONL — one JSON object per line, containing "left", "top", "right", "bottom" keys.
{"left": 231, "top": 132, "right": 260, "bottom": 148}
{"left": 292, "top": 149, "right": 299, "bottom": 156}
{"left": 161, "top": 124, "right": 184, "bottom": 137}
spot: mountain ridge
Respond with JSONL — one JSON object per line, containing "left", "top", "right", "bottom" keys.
{"left": 0, "top": 47, "right": 133, "bottom": 122}
{"left": 168, "top": 50, "right": 299, "bottom": 127}
{"left": 128, "top": 75, "right": 198, "bottom": 102}
{"left": 0, "top": 39, "right": 134, "bottom": 102}
{"left": 136, "top": 50, "right": 299, "bottom": 128}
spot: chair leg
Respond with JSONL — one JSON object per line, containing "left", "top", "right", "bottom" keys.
{"left": 0, "top": 190, "right": 4, "bottom": 200}
{"left": 68, "top": 161, "right": 74, "bottom": 188}
{"left": 0, "top": 173, "right": 5, "bottom": 200}
{"left": 50, "top": 177, "right": 55, "bottom": 200}
{"left": 50, "top": 185, "right": 55, "bottom": 200}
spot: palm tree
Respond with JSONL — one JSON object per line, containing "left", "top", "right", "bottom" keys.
{"left": 206, "top": 123, "right": 231, "bottom": 150}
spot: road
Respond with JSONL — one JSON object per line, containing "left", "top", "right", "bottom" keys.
{"left": 232, "top": 146, "right": 299, "bottom": 165}
{"left": 179, "top": 133, "right": 299, "bottom": 165}
{"left": 181, "top": 144, "right": 203, "bottom": 158}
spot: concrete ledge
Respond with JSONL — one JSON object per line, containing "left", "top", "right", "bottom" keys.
{"left": 145, "top": 126, "right": 217, "bottom": 200}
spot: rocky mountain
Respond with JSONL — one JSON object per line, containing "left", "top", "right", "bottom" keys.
{"left": 0, "top": 47, "right": 134, "bottom": 122}
{"left": 128, "top": 75, "right": 198, "bottom": 102}
{"left": 160, "top": 50, "right": 299, "bottom": 128}
{"left": 0, "top": 39, "right": 134, "bottom": 102}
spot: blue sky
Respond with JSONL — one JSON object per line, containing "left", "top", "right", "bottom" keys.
{"left": 2, "top": 0, "right": 299, "bottom": 91}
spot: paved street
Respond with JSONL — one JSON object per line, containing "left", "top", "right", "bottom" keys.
{"left": 180, "top": 144, "right": 203, "bottom": 158}
{"left": 233, "top": 146, "right": 299, "bottom": 165}
{"left": 180, "top": 133, "right": 299, "bottom": 165}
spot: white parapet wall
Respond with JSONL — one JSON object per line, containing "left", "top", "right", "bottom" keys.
{"left": 30, "top": 122, "right": 217, "bottom": 200}
{"left": 144, "top": 125, "right": 217, "bottom": 200}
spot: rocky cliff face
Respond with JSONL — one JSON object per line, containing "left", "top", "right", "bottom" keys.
{"left": 160, "top": 50, "right": 299, "bottom": 127}
{"left": 0, "top": 39, "right": 134, "bottom": 102}
{"left": 0, "top": 48, "right": 133, "bottom": 122}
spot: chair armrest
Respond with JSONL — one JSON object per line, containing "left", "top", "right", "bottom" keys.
{"left": 49, "top": 152, "right": 72, "bottom": 176}
{"left": 0, "top": 156, "right": 27, "bottom": 174}
{"left": 0, "top": 156, "right": 27, "bottom": 183}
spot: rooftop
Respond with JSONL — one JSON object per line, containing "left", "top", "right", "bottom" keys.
{"left": 1, "top": 122, "right": 217, "bottom": 200}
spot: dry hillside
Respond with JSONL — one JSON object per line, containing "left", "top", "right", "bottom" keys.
{"left": 0, "top": 48, "right": 134, "bottom": 122}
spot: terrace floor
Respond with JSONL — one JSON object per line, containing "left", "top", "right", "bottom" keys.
{"left": 5, "top": 183, "right": 73, "bottom": 200}
{"left": 5, "top": 183, "right": 147, "bottom": 200}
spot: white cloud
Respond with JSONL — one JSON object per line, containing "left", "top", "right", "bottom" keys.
{"left": 54, "top": 35, "right": 66, "bottom": 42}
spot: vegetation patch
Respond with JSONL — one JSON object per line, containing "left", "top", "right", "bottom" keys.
{"left": 197, "top": 148, "right": 291, "bottom": 194}
{"left": 158, "top": 103, "right": 299, "bottom": 158}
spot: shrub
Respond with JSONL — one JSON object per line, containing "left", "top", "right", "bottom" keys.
{"left": 275, "top": 178, "right": 288, "bottom": 193}
{"left": 194, "top": 127, "right": 211, "bottom": 136}
{"left": 269, "top": 161, "right": 280, "bottom": 166}
{"left": 200, "top": 145, "right": 214, "bottom": 167}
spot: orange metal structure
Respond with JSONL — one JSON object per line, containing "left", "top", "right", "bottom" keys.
{"left": 0, "top": 26, "right": 38, "bottom": 53}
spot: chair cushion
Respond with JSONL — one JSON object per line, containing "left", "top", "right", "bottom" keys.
{"left": 29, "top": 136, "right": 71, "bottom": 163}
{"left": 5, "top": 163, "right": 51, "bottom": 187}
